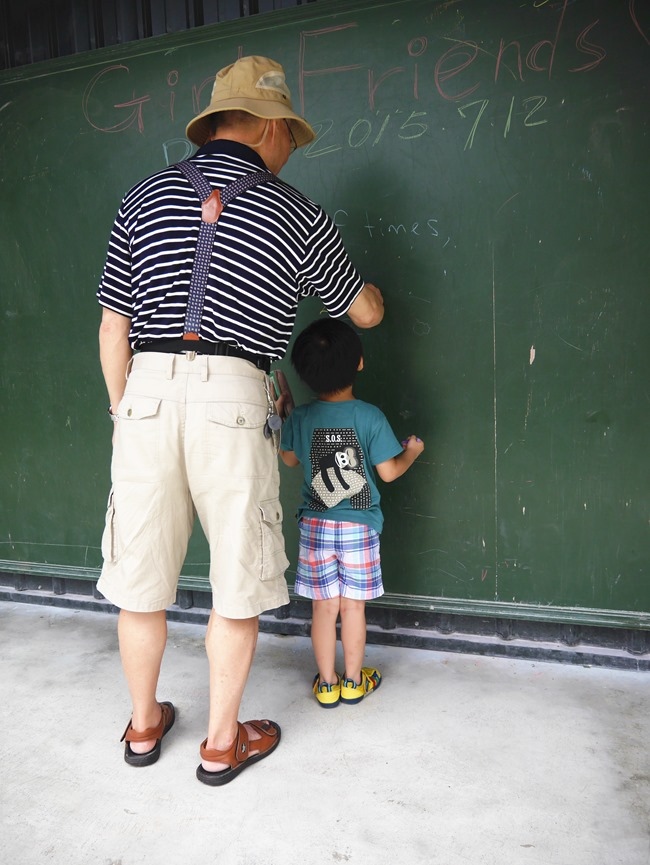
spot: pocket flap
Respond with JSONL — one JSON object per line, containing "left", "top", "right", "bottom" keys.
{"left": 259, "top": 499, "right": 283, "bottom": 525}
{"left": 118, "top": 396, "right": 161, "bottom": 420}
{"left": 207, "top": 402, "right": 268, "bottom": 430}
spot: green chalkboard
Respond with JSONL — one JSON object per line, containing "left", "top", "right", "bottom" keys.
{"left": 1, "top": 0, "right": 648, "bottom": 627}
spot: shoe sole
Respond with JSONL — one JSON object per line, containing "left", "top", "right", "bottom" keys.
{"left": 124, "top": 701, "right": 176, "bottom": 767}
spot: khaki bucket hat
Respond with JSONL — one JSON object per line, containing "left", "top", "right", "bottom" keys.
{"left": 186, "top": 55, "right": 316, "bottom": 148}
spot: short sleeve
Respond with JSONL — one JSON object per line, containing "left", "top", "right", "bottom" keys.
{"left": 96, "top": 206, "right": 134, "bottom": 318}
{"left": 297, "top": 208, "right": 364, "bottom": 318}
{"left": 366, "top": 409, "right": 403, "bottom": 467}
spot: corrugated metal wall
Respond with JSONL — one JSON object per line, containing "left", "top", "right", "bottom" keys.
{"left": 0, "top": 0, "right": 325, "bottom": 70}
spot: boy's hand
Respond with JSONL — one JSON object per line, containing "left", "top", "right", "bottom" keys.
{"left": 376, "top": 435, "right": 424, "bottom": 482}
{"left": 279, "top": 448, "right": 300, "bottom": 468}
{"left": 270, "top": 370, "right": 294, "bottom": 420}
{"left": 274, "top": 391, "right": 290, "bottom": 420}
{"left": 401, "top": 435, "right": 425, "bottom": 457}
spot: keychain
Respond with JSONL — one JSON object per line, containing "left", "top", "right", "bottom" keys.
{"left": 263, "top": 376, "right": 282, "bottom": 447}
{"left": 263, "top": 412, "right": 282, "bottom": 440}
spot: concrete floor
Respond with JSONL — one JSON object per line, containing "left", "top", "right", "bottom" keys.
{"left": 1, "top": 601, "right": 648, "bottom": 865}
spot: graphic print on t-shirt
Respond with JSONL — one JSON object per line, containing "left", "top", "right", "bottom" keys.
{"left": 309, "top": 428, "right": 370, "bottom": 511}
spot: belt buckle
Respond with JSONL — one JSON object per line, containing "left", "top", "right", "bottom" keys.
{"left": 182, "top": 333, "right": 200, "bottom": 361}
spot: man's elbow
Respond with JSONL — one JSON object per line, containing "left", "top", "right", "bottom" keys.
{"left": 347, "top": 283, "right": 384, "bottom": 329}
{"left": 350, "top": 306, "right": 384, "bottom": 329}
{"left": 99, "top": 308, "right": 131, "bottom": 341}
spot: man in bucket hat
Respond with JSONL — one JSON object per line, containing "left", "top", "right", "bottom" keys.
{"left": 96, "top": 55, "right": 384, "bottom": 786}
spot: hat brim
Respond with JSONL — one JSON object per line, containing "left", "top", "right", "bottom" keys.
{"left": 186, "top": 97, "right": 316, "bottom": 148}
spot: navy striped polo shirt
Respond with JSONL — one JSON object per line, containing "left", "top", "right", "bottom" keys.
{"left": 96, "top": 140, "right": 365, "bottom": 360}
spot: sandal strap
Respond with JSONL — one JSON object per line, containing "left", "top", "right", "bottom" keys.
{"left": 199, "top": 720, "right": 278, "bottom": 768}
{"left": 199, "top": 722, "right": 248, "bottom": 768}
{"left": 361, "top": 668, "right": 380, "bottom": 689}
{"left": 245, "top": 720, "right": 279, "bottom": 749}
{"left": 121, "top": 702, "right": 170, "bottom": 744}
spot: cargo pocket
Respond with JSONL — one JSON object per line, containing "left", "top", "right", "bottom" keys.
{"left": 259, "top": 499, "right": 289, "bottom": 581}
{"left": 100, "top": 490, "right": 117, "bottom": 563}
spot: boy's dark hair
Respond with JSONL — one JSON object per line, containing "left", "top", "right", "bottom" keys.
{"left": 290, "top": 318, "right": 362, "bottom": 395}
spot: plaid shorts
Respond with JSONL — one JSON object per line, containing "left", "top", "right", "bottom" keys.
{"left": 294, "top": 517, "right": 384, "bottom": 601}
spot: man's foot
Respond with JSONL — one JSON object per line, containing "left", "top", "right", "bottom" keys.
{"left": 121, "top": 701, "right": 176, "bottom": 766}
{"left": 197, "top": 719, "right": 281, "bottom": 786}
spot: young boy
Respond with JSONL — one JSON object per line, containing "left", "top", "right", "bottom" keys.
{"left": 279, "top": 318, "right": 424, "bottom": 707}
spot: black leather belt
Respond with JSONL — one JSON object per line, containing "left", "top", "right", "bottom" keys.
{"left": 137, "top": 339, "right": 271, "bottom": 373}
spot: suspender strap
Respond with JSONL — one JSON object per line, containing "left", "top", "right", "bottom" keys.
{"left": 175, "top": 159, "right": 275, "bottom": 340}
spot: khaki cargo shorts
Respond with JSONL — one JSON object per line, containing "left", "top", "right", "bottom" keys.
{"left": 97, "top": 352, "right": 290, "bottom": 618}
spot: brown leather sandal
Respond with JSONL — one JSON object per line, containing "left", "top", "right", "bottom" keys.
{"left": 121, "top": 701, "right": 176, "bottom": 767}
{"left": 196, "top": 719, "right": 281, "bottom": 786}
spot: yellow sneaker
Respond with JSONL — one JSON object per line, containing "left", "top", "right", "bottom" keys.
{"left": 340, "top": 668, "right": 382, "bottom": 704}
{"left": 312, "top": 674, "right": 341, "bottom": 708}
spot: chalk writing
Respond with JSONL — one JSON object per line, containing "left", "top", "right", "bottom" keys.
{"left": 304, "top": 119, "right": 340, "bottom": 157}
{"left": 413, "top": 320, "right": 431, "bottom": 337}
{"left": 82, "top": 65, "right": 151, "bottom": 133}
{"left": 304, "top": 110, "right": 429, "bottom": 158}
{"left": 82, "top": 63, "right": 213, "bottom": 136}
{"left": 629, "top": 0, "right": 650, "bottom": 45}
{"left": 295, "top": 0, "right": 634, "bottom": 116}
{"left": 298, "top": 24, "right": 364, "bottom": 117}
{"left": 79, "top": 0, "right": 645, "bottom": 155}
{"left": 332, "top": 209, "right": 448, "bottom": 245}
{"left": 363, "top": 213, "right": 441, "bottom": 241}
{"left": 167, "top": 70, "right": 179, "bottom": 121}
{"left": 192, "top": 75, "right": 214, "bottom": 115}
{"left": 459, "top": 95, "right": 548, "bottom": 150}
{"left": 162, "top": 138, "right": 193, "bottom": 166}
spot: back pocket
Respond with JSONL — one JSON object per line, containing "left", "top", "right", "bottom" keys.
{"left": 112, "top": 396, "right": 162, "bottom": 482}
{"left": 206, "top": 401, "right": 271, "bottom": 478}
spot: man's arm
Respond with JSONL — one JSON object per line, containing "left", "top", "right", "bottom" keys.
{"left": 346, "top": 282, "right": 384, "bottom": 328}
{"left": 99, "top": 307, "right": 132, "bottom": 413}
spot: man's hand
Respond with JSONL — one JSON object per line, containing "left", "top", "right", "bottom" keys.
{"left": 347, "top": 282, "right": 384, "bottom": 328}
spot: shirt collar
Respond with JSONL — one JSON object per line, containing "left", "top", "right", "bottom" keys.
{"left": 193, "top": 138, "right": 268, "bottom": 170}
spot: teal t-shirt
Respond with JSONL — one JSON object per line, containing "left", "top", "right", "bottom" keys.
{"left": 280, "top": 398, "right": 403, "bottom": 533}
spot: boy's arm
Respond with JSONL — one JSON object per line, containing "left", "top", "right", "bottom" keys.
{"left": 279, "top": 449, "right": 301, "bottom": 468}
{"left": 375, "top": 436, "right": 424, "bottom": 483}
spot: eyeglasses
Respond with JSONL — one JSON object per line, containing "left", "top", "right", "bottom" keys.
{"left": 285, "top": 120, "right": 297, "bottom": 153}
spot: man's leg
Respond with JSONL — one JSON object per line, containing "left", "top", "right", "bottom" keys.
{"left": 200, "top": 610, "right": 261, "bottom": 772}
{"left": 118, "top": 609, "right": 168, "bottom": 754}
